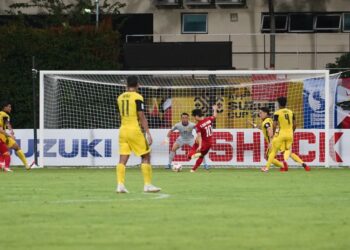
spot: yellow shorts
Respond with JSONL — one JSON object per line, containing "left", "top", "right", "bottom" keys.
{"left": 0, "top": 134, "right": 16, "bottom": 148}
{"left": 119, "top": 127, "right": 150, "bottom": 156}
{"left": 272, "top": 135, "right": 293, "bottom": 152}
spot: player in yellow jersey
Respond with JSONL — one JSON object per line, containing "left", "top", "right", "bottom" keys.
{"left": 248, "top": 107, "right": 286, "bottom": 171}
{"left": 116, "top": 76, "right": 161, "bottom": 193}
{"left": 0, "top": 101, "right": 30, "bottom": 171}
{"left": 261, "top": 97, "right": 310, "bottom": 172}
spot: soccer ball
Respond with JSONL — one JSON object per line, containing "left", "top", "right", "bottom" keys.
{"left": 172, "top": 163, "right": 182, "bottom": 172}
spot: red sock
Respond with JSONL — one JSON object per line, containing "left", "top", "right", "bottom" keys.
{"left": 4, "top": 154, "right": 11, "bottom": 168}
{"left": 0, "top": 155, "right": 4, "bottom": 169}
{"left": 192, "top": 157, "right": 204, "bottom": 171}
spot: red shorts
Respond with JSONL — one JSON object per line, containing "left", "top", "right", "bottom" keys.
{"left": 0, "top": 140, "right": 8, "bottom": 155}
{"left": 188, "top": 142, "right": 211, "bottom": 159}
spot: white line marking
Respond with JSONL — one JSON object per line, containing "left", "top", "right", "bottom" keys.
{"left": 49, "top": 193, "right": 171, "bottom": 204}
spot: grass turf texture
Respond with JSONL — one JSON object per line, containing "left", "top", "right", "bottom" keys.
{"left": 1, "top": 168, "right": 350, "bottom": 250}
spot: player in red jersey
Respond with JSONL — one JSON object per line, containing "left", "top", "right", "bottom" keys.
{"left": 188, "top": 105, "right": 218, "bottom": 172}
{"left": 0, "top": 136, "right": 11, "bottom": 172}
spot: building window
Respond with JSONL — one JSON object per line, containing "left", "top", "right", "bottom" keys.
{"left": 289, "top": 14, "right": 314, "bottom": 32}
{"left": 261, "top": 14, "right": 288, "bottom": 32}
{"left": 315, "top": 14, "right": 341, "bottom": 31}
{"left": 343, "top": 13, "right": 350, "bottom": 32}
{"left": 182, "top": 13, "right": 208, "bottom": 34}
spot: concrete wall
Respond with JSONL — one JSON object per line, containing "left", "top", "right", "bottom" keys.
{"left": 1, "top": 0, "right": 350, "bottom": 69}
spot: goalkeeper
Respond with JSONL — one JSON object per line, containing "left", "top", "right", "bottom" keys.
{"left": 0, "top": 101, "right": 30, "bottom": 170}
{"left": 164, "top": 113, "right": 208, "bottom": 170}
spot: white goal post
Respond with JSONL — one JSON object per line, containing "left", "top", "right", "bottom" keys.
{"left": 39, "top": 70, "right": 342, "bottom": 168}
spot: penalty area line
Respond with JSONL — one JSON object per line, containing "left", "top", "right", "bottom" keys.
{"left": 50, "top": 193, "right": 170, "bottom": 204}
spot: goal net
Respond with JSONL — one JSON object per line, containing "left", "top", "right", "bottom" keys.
{"left": 39, "top": 70, "right": 341, "bottom": 168}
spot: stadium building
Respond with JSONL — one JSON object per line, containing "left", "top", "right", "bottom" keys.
{"left": 1, "top": 0, "right": 349, "bottom": 69}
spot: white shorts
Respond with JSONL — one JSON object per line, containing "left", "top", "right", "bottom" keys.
{"left": 175, "top": 138, "right": 194, "bottom": 147}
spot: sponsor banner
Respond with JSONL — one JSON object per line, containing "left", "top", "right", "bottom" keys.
{"left": 335, "top": 77, "right": 350, "bottom": 129}
{"left": 303, "top": 77, "right": 326, "bottom": 128}
{"left": 7, "top": 129, "right": 350, "bottom": 167}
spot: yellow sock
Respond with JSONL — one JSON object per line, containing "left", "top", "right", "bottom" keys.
{"left": 116, "top": 163, "right": 126, "bottom": 185}
{"left": 16, "top": 149, "right": 28, "bottom": 167}
{"left": 141, "top": 163, "right": 152, "bottom": 185}
{"left": 284, "top": 150, "right": 291, "bottom": 161}
{"left": 291, "top": 153, "right": 304, "bottom": 164}
{"left": 266, "top": 149, "right": 277, "bottom": 169}
{"left": 272, "top": 159, "right": 283, "bottom": 168}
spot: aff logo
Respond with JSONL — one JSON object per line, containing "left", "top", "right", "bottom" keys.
{"left": 14, "top": 139, "right": 112, "bottom": 158}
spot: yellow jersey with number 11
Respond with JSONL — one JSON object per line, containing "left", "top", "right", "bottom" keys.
{"left": 117, "top": 91, "right": 145, "bottom": 129}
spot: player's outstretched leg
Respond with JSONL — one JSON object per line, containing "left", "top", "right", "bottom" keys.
{"left": 11, "top": 143, "right": 30, "bottom": 170}
{"left": 191, "top": 156, "right": 204, "bottom": 172}
{"left": 291, "top": 153, "right": 310, "bottom": 171}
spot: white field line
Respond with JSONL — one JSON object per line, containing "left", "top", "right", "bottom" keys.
{"left": 49, "top": 193, "right": 171, "bottom": 204}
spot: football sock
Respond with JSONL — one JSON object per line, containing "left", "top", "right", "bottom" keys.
{"left": 272, "top": 159, "right": 283, "bottom": 168}
{"left": 266, "top": 148, "right": 277, "bottom": 169}
{"left": 192, "top": 157, "right": 204, "bottom": 171}
{"left": 291, "top": 153, "right": 304, "bottom": 164}
{"left": 116, "top": 163, "right": 126, "bottom": 185}
{"left": 141, "top": 163, "right": 152, "bottom": 185}
{"left": 169, "top": 151, "right": 175, "bottom": 165}
{"left": 284, "top": 150, "right": 291, "bottom": 161}
{"left": 16, "top": 149, "right": 28, "bottom": 167}
{"left": 202, "top": 156, "right": 207, "bottom": 165}
{"left": 3, "top": 153, "right": 11, "bottom": 168}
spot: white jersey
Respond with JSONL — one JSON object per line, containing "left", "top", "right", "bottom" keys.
{"left": 171, "top": 122, "right": 196, "bottom": 141}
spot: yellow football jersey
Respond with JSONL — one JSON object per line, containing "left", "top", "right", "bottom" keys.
{"left": 261, "top": 117, "right": 273, "bottom": 143}
{"left": 0, "top": 111, "right": 10, "bottom": 130}
{"left": 117, "top": 91, "right": 144, "bottom": 128}
{"left": 273, "top": 108, "right": 294, "bottom": 136}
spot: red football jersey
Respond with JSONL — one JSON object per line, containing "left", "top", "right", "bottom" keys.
{"left": 195, "top": 116, "right": 215, "bottom": 145}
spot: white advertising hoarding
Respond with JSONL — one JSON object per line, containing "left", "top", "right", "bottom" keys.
{"left": 9, "top": 129, "right": 350, "bottom": 167}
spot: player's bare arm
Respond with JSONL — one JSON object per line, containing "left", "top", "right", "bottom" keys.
{"left": 138, "top": 111, "right": 153, "bottom": 145}
{"left": 196, "top": 132, "right": 202, "bottom": 152}
{"left": 6, "top": 121, "right": 15, "bottom": 139}
{"left": 212, "top": 104, "right": 218, "bottom": 118}
{"left": 293, "top": 114, "right": 297, "bottom": 132}
{"left": 273, "top": 115, "right": 278, "bottom": 134}
{"left": 247, "top": 120, "right": 260, "bottom": 130}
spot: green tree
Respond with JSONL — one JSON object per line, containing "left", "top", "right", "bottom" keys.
{"left": 0, "top": 0, "right": 125, "bottom": 128}
{"left": 7, "top": 0, "right": 125, "bottom": 27}
{"left": 327, "top": 53, "right": 350, "bottom": 74}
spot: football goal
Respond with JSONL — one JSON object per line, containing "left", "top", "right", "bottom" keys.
{"left": 39, "top": 70, "right": 341, "bottom": 168}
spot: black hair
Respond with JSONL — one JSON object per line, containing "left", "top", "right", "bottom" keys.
{"left": 277, "top": 96, "right": 287, "bottom": 107}
{"left": 127, "top": 76, "right": 138, "bottom": 88}
{"left": 0, "top": 101, "right": 11, "bottom": 110}
{"left": 191, "top": 109, "right": 203, "bottom": 117}
{"left": 259, "top": 107, "right": 270, "bottom": 115}
{"left": 181, "top": 112, "right": 189, "bottom": 117}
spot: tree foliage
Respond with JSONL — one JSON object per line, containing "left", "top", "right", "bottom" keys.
{"left": 0, "top": 0, "right": 125, "bottom": 128}
{"left": 327, "top": 53, "right": 350, "bottom": 74}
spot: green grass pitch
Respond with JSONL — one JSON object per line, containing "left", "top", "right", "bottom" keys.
{"left": 1, "top": 168, "right": 350, "bottom": 250}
